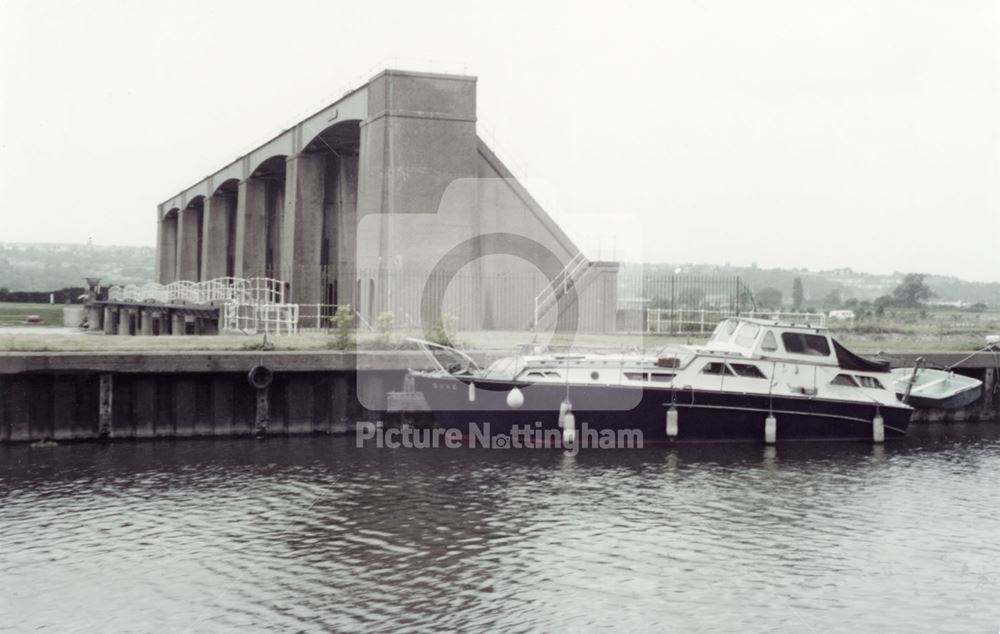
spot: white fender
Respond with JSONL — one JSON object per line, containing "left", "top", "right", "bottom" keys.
{"left": 506, "top": 387, "right": 524, "bottom": 409}
{"left": 872, "top": 413, "right": 885, "bottom": 443}
{"left": 666, "top": 406, "right": 678, "bottom": 438}
{"left": 765, "top": 414, "right": 777, "bottom": 445}
{"left": 562, "top": 411, "right": 576, "bottom": 446}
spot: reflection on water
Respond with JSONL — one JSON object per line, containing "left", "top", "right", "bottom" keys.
{"left": 2, "top": 423, "right": 999, "bottom": 633}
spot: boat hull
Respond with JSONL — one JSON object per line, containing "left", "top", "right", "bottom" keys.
{"left": 411, "top": 374, "right": 912, "bottom": 443}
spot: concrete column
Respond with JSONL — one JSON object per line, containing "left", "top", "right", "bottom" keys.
{"left": 282, "top": 153, "right": 326, "bottom": 304}
{"left": 159, "top": 214, "right": 178, "bottom": 283}
{"left": 356, "top": 72, "right": 478, "bottom": 264}
{"left": 103, "top": 307, "right": 115, "bottom": 335}
{"left": 328, "top": 154, "right": 359, "bottom": 307}
{"left": 140, "top": 309, "right": 154, "bottom": 336}
{"left": 202, "top": 193, "right": 233, "bottom": 281}
{"left": 177, "top": 207, "right": 200, "bottom": 282}
{"left": 266, "top": 180, "right": 284, "bottom": 280}
{"left": 172, "top": 313, "right": 187, "bottom": 336}
{"left": 117, "top": 308, "right": 132, "bottom": 336}
{"left": 88, "top": 305, "right": 103, "bottom": 332}
{"left": 234, "top": 179, "right": 267, "bottom": 278}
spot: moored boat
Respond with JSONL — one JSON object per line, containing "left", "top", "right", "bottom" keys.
{"left": 407, "top": 318, "right": 913, "bottom": 444}
{"left": 890, "top": 366, "right": 983, "bottom": 410}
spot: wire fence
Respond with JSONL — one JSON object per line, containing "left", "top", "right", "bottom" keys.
{"left": 109, "top": 269, "right": 824, "bottom": 336}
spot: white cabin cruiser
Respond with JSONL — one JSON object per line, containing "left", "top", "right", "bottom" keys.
{"left": 408, "top": 318, "right": 913, "bottom": 443}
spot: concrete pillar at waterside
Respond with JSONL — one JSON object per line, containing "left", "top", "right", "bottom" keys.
{"left": 177, "top": 207, "right": 201, "bottom": 282}
{"left": 118, "top": 309, "right": 134, "bottom": 336}
{"left": 103, "top": 307, "right": 115, "bottom": 335}
{"left": 88, "top": 305, "right": 103, "bottom": 332}
{"left": 282, "top": 153, "right": 326, "bottom": 304}
{"left": 201, "top": 193, "right": 233, "bottom": 281}
{"left": 172, "top": 313, "right": 186, "bottom": 336}
{"left": 235, "top": 179, "right": 267, "bottom": 278}
{"left": 139, "top": 310, "right": 154, "bottom": 336}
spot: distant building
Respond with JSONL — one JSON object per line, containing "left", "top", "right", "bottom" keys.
{"left": 828, "top": 309, "right": 856, "bottom": 321}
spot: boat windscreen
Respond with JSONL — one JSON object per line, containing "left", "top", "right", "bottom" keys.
{"left": 832, "top": 339, "right": 890, "bottom": 373}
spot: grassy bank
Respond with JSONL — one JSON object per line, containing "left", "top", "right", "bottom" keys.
{"left": 0, "top": 302, "right": 70, "bottom": 327}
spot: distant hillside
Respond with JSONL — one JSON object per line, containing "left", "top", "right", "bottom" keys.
{"left": 630, "top": 263, "right": 1000, "bottom": 308}
{"left": 0, "top": 242, "right": 155, "bottom": 291}
{"left": 2, "top": 241, "right": 997, "bottom": 307}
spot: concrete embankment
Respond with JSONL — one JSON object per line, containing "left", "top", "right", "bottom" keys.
{"left": 0, "top": 350, "right": 996, "bottom": 443}
{"left": 0, "top": 351, "right": 436, "bottom": 443}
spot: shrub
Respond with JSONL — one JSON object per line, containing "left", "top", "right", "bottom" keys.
{"left": 375, "top": 312, "right": 394, "bottom": 348}
{"left": 425, "top": 314, "right": 458, "bottom": 346}
{"left": 329, "top": 305, "right": 354, "bottom": 350}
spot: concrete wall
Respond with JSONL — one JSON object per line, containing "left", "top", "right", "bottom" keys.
{"left": 0, "top": 351, "right": 437, "bottom": 443}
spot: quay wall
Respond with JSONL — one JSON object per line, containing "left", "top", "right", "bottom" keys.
{"left": 0, "top": 352, "right": 435, "bottom": 443}
{"left": 0, "top": 351, "right": 996, "bottom": 443}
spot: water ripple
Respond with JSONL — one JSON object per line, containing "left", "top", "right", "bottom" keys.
{"left": 2, "top": 424, "right": 1000, "bottom": 632}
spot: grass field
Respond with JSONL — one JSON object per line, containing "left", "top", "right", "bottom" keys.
{"left": 0, "top": 302, "right": 70, "bottom": 327}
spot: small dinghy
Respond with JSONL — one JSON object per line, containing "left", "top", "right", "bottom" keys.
{"left": 891, "top": 366, "right": 983, "bottom": 410}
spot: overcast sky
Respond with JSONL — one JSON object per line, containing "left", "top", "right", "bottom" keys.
{"left": 1, "top": 0, "right": 997, "bottom": 280}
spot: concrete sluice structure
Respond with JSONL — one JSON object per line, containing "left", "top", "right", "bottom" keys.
{"left": 152, "top": 69, "right": 620, "bottom": 335}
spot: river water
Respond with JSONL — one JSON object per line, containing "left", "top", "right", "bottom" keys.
{"left": 2, "top": 424, "right": 999, "bottom": 633}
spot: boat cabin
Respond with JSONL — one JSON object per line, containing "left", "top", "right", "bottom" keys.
{"left": 697, "top": 318, "right": 888, "bottom": 373}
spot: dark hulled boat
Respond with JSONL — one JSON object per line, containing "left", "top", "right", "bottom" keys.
{"left": 408, "top": 318, "right": 913, "bottom": 444}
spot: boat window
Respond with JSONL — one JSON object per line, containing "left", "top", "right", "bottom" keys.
{"left": 734, "top": 323, "right": 761, "bottom": 348}
{"left": 781, "top": 333, "right": 831, "bottom": 356}
{"left": 590, "top": 371, "right": 600, "bottom": 380}
{"left": 701, "top": 362, "right": 735, "bottom": 376}
{"left": 624, "top": 372, "right": 675, "bottom": 382}
{"left": 525, "top": 371, "right": 561, "bottom": 378}
{"left": 730, "top": 363, "right": 767, "bottom": 379}
{"left": 761, "top": 331, "right": 779, "bottom": 352}
{"left": 856, "top": 375, "right": 884, "bottom": 389}
{"left": 831, "top": 374, "right": 859, "bottom": 387}
{"left": 710, "top": 319, "right": 739, "bottom": 344}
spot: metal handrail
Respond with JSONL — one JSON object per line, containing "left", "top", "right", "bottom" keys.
{"left": 533, "top": 252, "right": 588, "bottom": 326}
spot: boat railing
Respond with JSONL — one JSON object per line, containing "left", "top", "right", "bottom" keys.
{"left": 406, "top": 337, "right": 482, "bottom": 375}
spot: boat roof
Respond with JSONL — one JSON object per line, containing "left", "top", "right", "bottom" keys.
{"left": 732, "top": 317, "right": 828, "bottom": 332}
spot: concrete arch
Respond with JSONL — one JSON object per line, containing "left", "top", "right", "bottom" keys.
{"left": 249, "top": 154, "right": 288, "bottom": 179}
{"left": 287, "top": 120, "right": 362, "bottom": 305}
{"left": 212, "top": 178, "right": 240, "bottom": 197}
{"left": 236, "top": 155, "right": 289, "bottom": 279}
{"left": 301, "top": 119, "right": 362, "bottom": 155}
{"left": 204, "top": 179, "right": 240, "bottom": 279}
